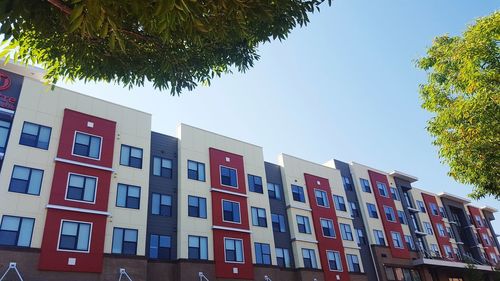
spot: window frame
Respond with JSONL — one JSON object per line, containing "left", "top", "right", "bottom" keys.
{"left": 19, "top": 121, "right": 51, "bottom": 150}
{"left": 149, "top": 234, "right": 172, "bottom": 260}
{"left": 360, "top": 178, "right": 371, "bottom": 193}
{"left": 187, "top": 160, "right": 205, "bottom": 181}
{"left": 276, "top": 247, "right": 291, "bottom": 268}
{"left": 296, "top": 215, "right": 311, "bottom": 234}
{"left": 224, "top": 237, "right": 244, "bottom": 263}
{"left": 384, "top": 205, "right": 396, "bottom": 222}
{"left": 120, "top": 144, "right": 143, "bottom": 169}
{"left": 314, "top": 189, "right": 329, "bottom": 208}
{"left": 347, "top": 254, "right": 361, "bottom": 273}
{"left": 326, "top": 250, "right": 343, "bottom": 272}
{"left": 222, "top": 199, "right": 241, "bottom": 224}
{"left": 333, "top": 195, "right": 347, "bottom": 211}
{"left": 152, "top": 156, "right": 173, "bottom": 178}
{"left": 188, "top": 235, "right": 208, "bottom": 260}
{"left": 267, "top": 182, "right": 282, "bottom": 200}
{"left": 65, "top": 172, "right": 98, "bottom": 204}
{"left": 72, "top": 131, "right": 102, "bottom": 160}
{"left": 219, "top": 165, "right": 238, "bottom": 188}
{"left": 391, "top": 231, "right": 404, "bottom": 249}
{"left": 367, "top": 203, "right": 379, "bottom": 218}
{"left": 188, "top": 195, "right": 207, "bottom": 219}
{"left": 291, "top": 184, "right": 305, "bottom": 202}
{"left": 248, "top": 174, "right": 263, "bottom": 193}
{"left": 271, "top": 213, "right": 286, "bottom": 233}
{"left": 254, "top": 242, "right": 271, "bottom": 265}
{"left": 116, "top": 183, "right": 141, "bottom": 209}
{"left": 397, "top": 210, "right": 407, "bottom": 224}
{"left": 151, "top": 193, "right": 172, "bottom": 216}
{"left": 302, "top": 248, "right": 318, "bottom": 269}
{"left": 320, "top": 218, "right": 336, "bottom": 238}
{"left": 8, "top": 165, "right": 44, "bottom": 196}
{"left": 374, "top": 229, "right": 385, "bottom": 246}
{"left": 377, "top": 182, "right": 389, "bottom": 198}
{"left": 111, "top": 227, "right": 138, "bottom": 255}
{"left": 340, "top": 223, "right": 354, "bottom": 241}
{"left": 57, "top": 219, "right": 92, "bottom": 253}
{"left": 251, "top": 207, "right": 267, "bottom": 227}
{"left": 390, "top": 187, "right": 400, "bottom": 201}
{"left": 0, "top": 215, "right": 35, "bottom": 247}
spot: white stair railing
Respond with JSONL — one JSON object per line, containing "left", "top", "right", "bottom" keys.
{"left": 264, "top": 275, "right": 272, "bottom": 281}
{"left": 198, "top": 272, "right": 210, "bottom": 281}
{"left": 0, "top": 262, "right": 24, "bottom": 281}
{"left": 118, "top": 268, "right": 133, "bottom": 281}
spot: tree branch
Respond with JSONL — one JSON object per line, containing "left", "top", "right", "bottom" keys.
{"left": 48, "top": 0, "right": 72, "bottom": 15}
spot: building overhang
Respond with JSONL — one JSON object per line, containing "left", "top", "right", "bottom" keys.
{"left": 412, "top": 258, "right": 496, "bottom": 271}
{"left": 480, "top": 206, "right": 498, "bottom": 213}
{"left": 438, "top": 192, "right": 471, "bottom": 204}
{"left": 389, "top": 170, "right": 418, "bottom": 183}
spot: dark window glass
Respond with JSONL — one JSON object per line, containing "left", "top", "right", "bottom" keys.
{"left": 251, "top": 207, "right": 267, "bottom": 227}
{"left": 360, "top": 178, "right": 371, "bottom": 193}
{"left": 272, "top": 214, "right": 286, "bottom": 232}
{"left": 188, "top": 196, "right": 207, "bottom": 218}
{"left": 188, "top": 235, "right": 208, "bottom": 260}
{"left": 292, "top": 185, "right": 305, "bottom": 202}
{"left": 255, "top": 243, "right": 271, "bottom": 265}
{"left": 19, "top": 122, "right": 51, "bottom": 150}
{"left": 297, "top": 215, "right": 311, "bottom": 234}
{"left": 153, "top": 157, "right": 172, "bottom": 178}
{"left": 149, "top": 234, "right": 171, "bottom": 260}
{"left": 58, "top": 221, "right": 91, "bottom": 252}
{"left": 187, "top": 160, "right": 205, "bottom": 181}
{"left": 0, "top": 215, "right": 34, "bottom": 247}
{"left": 116, "top": 184, "right": 141, "bottom": 209}
{"left": 73, "top": 132, "right": 101, "bottom": 159}
{"left": 151, "top": 193, "right": 172, "bottom": 216}
{"left": 112, "top": 227, "right": 138, "bottom": 255}
{"left": 347, "top": 254, "right": 360, "bottom": 272}
{"left": 342, "top": 176, "right": 353, "bottom": 190}
{"left": 367, "top": 203, "right": 378, "bottom": 218}
{"left": 268, "top": 183, "right": 281, "bottom": 200}
{"left": 120, "top": 145, "right": 143, "bottom": 169}
{"left": 333, "top": 195, "right": 347, "bottom": 211}
{"left": 9, "top": 165, "right": 43, "bottom": 195}
{"left": 222, "top": 200, "right": 241, "bottom": 223}
{"left": 66, "top": 174, "right": 96, "bottom": 202}
{"left": 276, "top": 248, "right": 291, "bottom": 268}
{"left": 248, "top": 174, "right": 263, "bottom": 193}
{"left": 220, "top": 166, "right": 237, "bottom": 187}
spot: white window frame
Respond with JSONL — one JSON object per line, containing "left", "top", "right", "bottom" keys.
{"left": 64, "top": 172, "right": 98, "bottom": 204}
{"left": 326, "top": 250, "right": 343, "bottom": 272}
{"left": 219, "top": 165, "right": 238, "bottom": 189}
{"left": 221, "top": 199, "right": 242, "bottom": 224}
{"left": 391, "top": 231, "right": 404, "bottom": 249}
{"left": 223, "top": 237, "right": 245, "bottom": 264}
{"left": 320, "top": 218, "right": 336, "bottom": 239}
{"left": 314, "top": 188, "right": 330, "bottom": 208}
{"left": 71, "top": 131, "right": 103, "bottom": 161}
{"left": 56, "top": 219, "right": 93, "bottom": 253}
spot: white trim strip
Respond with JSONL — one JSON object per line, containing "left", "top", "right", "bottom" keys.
{"left": 210, "top": 188, "right": 248, "bottom": 198}
{"left": 286, "top": 204, "right": 313, "bottom": 212}
{"left": 0, "top": 107, "right": 14, "bottom": 115}
{"left": 212, "top": 225, "right": 252, "bottom": 234}
{"left": 47, "top": 204, "right": 111, "bottom": 216}
{"left": 291, "top": 237, "right": 318, "bottom": 244}
{"left": 55, "top": 157, "right": 114, "bottom": 172}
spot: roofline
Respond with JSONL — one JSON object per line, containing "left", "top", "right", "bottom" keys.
{"left": 389, "top": 170, "right": 418, "bottom": 183}
{"left": 438, "top": 192, "right": 471, "bottom": 204}
{"left": 480, "top": 206, "right": 498, "bottom": 213}
{"left": 1, "top": 61, "right": 45, "bottom": 81}
{"left": 177, "top": 123, "right": 263, "bottom": 149}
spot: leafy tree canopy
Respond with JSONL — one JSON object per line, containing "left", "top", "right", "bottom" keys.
{"left": 0, "top": 0, "right": 330, "bottom": 94}
{"left": 417, "top": 11, "right": 499, "bottom": 199}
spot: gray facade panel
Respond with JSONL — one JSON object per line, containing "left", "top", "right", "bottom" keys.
{"left": 146, "top": 132, "right": 179, "bottom": 260}
{"left": 264, "top": 162, "right": 294, "bottom": 268}
{"left": 334, "top": 160, "right": 377, "bottom": 280}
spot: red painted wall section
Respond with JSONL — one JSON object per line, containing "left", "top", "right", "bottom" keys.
{"left": 213, "top": 230, "right": 253, "bottom": 280}
{"left": 48, "top": 162, "right": 111, "bottom": 212}
{"left": 368, "top": 170, "right": 410, "bottom": 259}
{"left": 304, "top": 173, "right": 349, "bottom": 281}
{"left": 421, "top": 193, "right": 455, "bottom": 260}
{"left": 468, "top": 206, "right": 497, "bottom": 263}
{"left": 57, "top": 109, "right": 116, "bottom": 168}
{"left": 209, "top": 147, "right": 253, "bottom": 280}
{"left": 209, "top": 147, "right": 247, "bottom": 194}
{"left": 38, "top": 209, "right": 107, "bottom": 273}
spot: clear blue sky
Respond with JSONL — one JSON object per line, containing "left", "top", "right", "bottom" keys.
{"left": 57, "top": 1, "right": 500, "bottom": 233}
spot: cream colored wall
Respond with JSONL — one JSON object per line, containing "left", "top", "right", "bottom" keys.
{"left": 410, "top": 188, "right": 440, "bottom": 255}
{"left": 348, "top": 162, "right": 386, "bottom": 245}
{"left": 279, "top": 154, "right": 361, "bottom": 269}
{"left": 0, "top": 77, "right": 152, "bottom": 255}
{"left": 176, "top": 124, "right": 276, "bottom": 263}
{"left": 387, "top": 175, "right": 412, "bottom": 237}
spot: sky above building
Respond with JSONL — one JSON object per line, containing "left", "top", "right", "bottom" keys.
{"left": 56, "top": 1, "right": 500, "bottom": 232}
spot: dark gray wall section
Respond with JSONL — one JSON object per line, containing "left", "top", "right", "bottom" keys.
{"left": 264, "top": 162, "right": 294, "bottom": 268}
{"left": 146, "top": 132, "right": 178, "bottom": 259}
{"left": 334, "top": 160, "right": 377, "bottom": 280}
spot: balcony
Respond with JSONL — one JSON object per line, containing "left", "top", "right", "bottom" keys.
{"left": 412, "top": 251, "right": 499, "bottom": 271}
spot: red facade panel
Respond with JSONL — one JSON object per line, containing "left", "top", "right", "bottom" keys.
{"left": 421, "top": 193, "right": 455, "bottom": 260}
{"left": 57, "top": 109, "right": 116, "bottom": 168}
{"left": 212, "top": 230, "right": 253, "bottom": 280}
{"left": 48, "top": 162, "right": 111, "bottom": 212}
{"left": 468, "top": 206, "right": 497, "bottom": 263}
{"left": 368, "top": 170, "right": 410, "bottom": 259}
{"left": 304, "top": 173, "right": 349, "bottom": 281}
{"left": 209, "top": 148, "right": 253, "bottom": 280}
{"left": 38, "top": 209, "right": 107, "bottom": 273}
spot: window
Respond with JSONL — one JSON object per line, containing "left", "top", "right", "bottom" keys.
{"left": 437, "top": 223, "right": 446, "bottom": 237}
{"left": 326, "top": 251, "right": 342, "bottom": 271}
{"left": 430, "top": 203, "right": 439, "bottom": 216}
{"left": 251, "top": 207, "right": 267, "bottom": 227}
{"left": 342, "top": 176, "right": 352, "bottom": 190}
{"left": 149, "top": 234, "right": 171, "bottom": 260}
{"left": 222, "top": 200, "right": 241, "bottom": 223}
{"left": 417, "top": 200, "right": 426, "bottom": 213}
{"left": 188, "top": 196, "right": 207, "bottom": 218}
{"left": 291, "top": 185, "right": 305, "bottom": 202}
{"left": 404, "top": 235, "right": 415, "bottom": 250}
{"left": 490, "top": 253, "right": 498, "bottom": 264}
{"left": 444, "top": 245, "right": 453, "bottom": 258}
{"left": 73, "top": 132, "right": 101, "bottom": 159}
{"left": 272, "top": 214, "right": 286, "bottom": 232}
{"left": 224, "top": 238, "right": 244, "bottom": 263}
{"left": 187, "top": 160, "right": 205, "bottom": 181}
{"left": 439, "top": 207, "right": 447, "bottom": 218}
{"left": 276, "top": 248, "right": 291, "bottom": 268}
{"left": 367, "top": 203, "right": 378, "bottom": 218}
{"left": 153, "top": 157, "right": 172, "bottom": 178}
{"left": 384, "top": 206, "right": 396, "bottom": 222}
{"left": 188, "top": 235, "right": 208, "bottom": 260}
{"left": 296, "top": 215, "right": 311, "bottom": 234}
{"left": 391, "top": 232, "right": 404, "bottom": 249}
{"left": 355, "top": 228, "right": 366, "bottom": 246}
{"left": 9, "top": 165, "right": 43, "bottom": 195}
{"left": 0, "top": 120, "right": 11, "bottom": 153}
{"left": 340, "top": 223, "right": 353, "bottom": 241}
{"left": 120, "top": 145, "right": 143, "bottom": 168}
{"left": 66, "top": 173, "right": 97, "bottom": 203}
{"left": 116, "top": 184, "right": 141, "bottom": 209}
{"left": 347, "top": 254, "right": 360, "bottom": 272}
{"left": 220, "top": 166, "right": 237, "bottom": 187}
{"left": 0, "top": 215, "right": 34, "bottom": 247}
{"left": 360, "top": 178, "right": 371, "bottom": 193}
{"left": 58, "top": 221, "right": 91, "bottom": 252}
{"left": 333, "top": 195, "right": 346, "bottom": 211}
{"left": 385, "top": 267, "right": 396, "bottom": 281}
{"left": 374, "top": 230, "right": 385, "bottom": 245}
{"left": 482, "top": 234, "right": 491, "bottom": 245}
{"left": 423, "top": 222, "right": 433, "bottom": 235}
{"left": 19, "top": 122, "right": 51, "bottom": 150}
{"left": 475, "top": 215, "right": 482, "bottom": 227}
{"left": 431, "top": 244, "right": 440, "bottom": 256}
{"left": 112, "top": 228, "right": 138, "bottom": 255}
{"left": 315, "top": 189, "right": 329, "bottom": 207}
{"left": 349, "top": 201, "right": 360, "bottom": 217}
{"left": 397, "top": 210, "right": 407, "bottom": 224}
{"left": 151, "top": 193, "right": 172, "bottom": 216}
{"left": 267, "top": 183, "right": 281, "bottom": 200}
{"left": 447, "top": 227, "right": 455, "bottom": 240}
{"left": 254, "top": 243, "right": 271, "bottom": 265}
{"left": 302, "top": 248, "right": 317, "bottom": 269}
{"left": 390, "top": 187, "right": 400, "bottom": 201}
{"left": 320, "top": 219, "right": 336, "bottom": 238}
{"left": 377, "top": 182, "right": 388, "bottom": 197}
{"left": 248, "top": 174, "right": 263, "bottom": 193}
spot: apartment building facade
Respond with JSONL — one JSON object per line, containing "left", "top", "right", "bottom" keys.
{"left": 0, "top": 64, "right": 499, "bottom": 281}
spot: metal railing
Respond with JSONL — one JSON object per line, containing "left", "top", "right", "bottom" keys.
{"left": 118, "top": 268, "right": 133, "bottom": 281}
{"left": 198, "top": 272, "right": 210, "bottom": 281}
{"left": 0, "top": 263, "right": 24, "bottom": 281}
